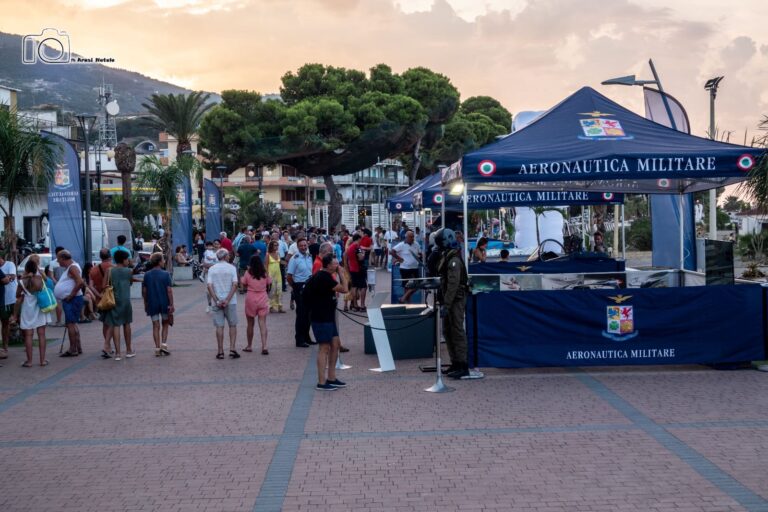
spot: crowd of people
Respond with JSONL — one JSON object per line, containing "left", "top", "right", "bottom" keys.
{"left": 0, "top": 222, "right": 439, "bottom": 389}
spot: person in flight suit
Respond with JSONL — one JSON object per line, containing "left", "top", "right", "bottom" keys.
{"left": 433, "top": 228, "right": 469, "bottom": 379}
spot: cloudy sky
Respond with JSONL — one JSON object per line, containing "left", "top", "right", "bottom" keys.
{"left": 2, "top": 0, "right": 767, "bottom": 141}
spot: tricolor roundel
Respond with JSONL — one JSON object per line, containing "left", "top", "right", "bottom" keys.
{"left": 433, "top": 193, "right": 444, "bottom": 204}
{"left": 737, "top": 154, "right": 755, "bottom": 171}
{"left": 478, "top": 160, "right": 496, "bottom": 177}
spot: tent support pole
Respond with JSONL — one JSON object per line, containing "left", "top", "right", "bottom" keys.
{"left": 612, "top": 204, "right": 620, "bottom": 257}
{"left": 463, "top": 184, "right": 469, "bottom": 264}
{"left": 441, "top": 189, "right": 446, "bottom": 229}
{"left": 679, "top": 193, "right": 685, "bottom": 272}
{"left": 621, "top": 204, "right": 626, "bottom": 259}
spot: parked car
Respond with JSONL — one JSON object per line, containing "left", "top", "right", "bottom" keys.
{"left": 17, "top": 253, "right": 53, "bottom": 276}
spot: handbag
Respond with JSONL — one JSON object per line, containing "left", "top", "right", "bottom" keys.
{"left": 97, "top": 269, "right": 116, "bottom": 311}
{"left": 36, "top": 281, "right": 58, "bottom": 313}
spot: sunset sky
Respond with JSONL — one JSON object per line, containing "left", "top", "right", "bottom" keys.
{"left": 1, "top": 0, "right": 767, "bottom": 141}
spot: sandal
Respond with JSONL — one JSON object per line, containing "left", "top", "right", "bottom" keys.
{"left": 21, "top": 361, "right": 33, "bottom": 368}
{"left": 243, "top": 346, "right": 253, "bottom": 352}
{"left": 216, "top": 352, "right": 225, "bottom": 359}
{"left": 229, "top": 350, "right": 241, "bottom": 359}
{"left": 101, "top": 350, "right": 111, "bottom": 359}
{"left": 40, "top": 360, "right": 49, "bottom": 367}
{"left": 59, "top": 351, "right": 77, "bottom": 358}
{"left": 261, "top": 349, "right": 269, "bottom": 355}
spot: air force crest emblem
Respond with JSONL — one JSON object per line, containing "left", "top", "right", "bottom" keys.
{"left": 54, "top": 164, "right": 71, "bottom": 189}
{"left": 208, "top": 193, "right": 217, "bottom": 207}
{"left": 602, "top": 296, "right": 639, "bottom": 341}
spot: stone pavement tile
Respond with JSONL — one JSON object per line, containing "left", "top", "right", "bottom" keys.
{"left": 670, "top": 427, "right": 768, "bottom": 501}
{"left": 56, "top": 346, "right": 308, "bottom": 388}
{"left": 591, "top": 370, "right": 768, "bottom": 424}
{"left": 0, "top": 441, "right": 274, "bottom": 512}
{"left": 285, "top": 431, "right": 745, "bottom": 512}
{"left": 0, "top": 382, "right": 295, "bottom": 442}
{"left": 305, "top": 375, "right": 630, "bottom": 434}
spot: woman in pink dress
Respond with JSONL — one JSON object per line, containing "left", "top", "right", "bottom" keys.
{"left": 241, "top": 254, "right": 271, "bottom": 354}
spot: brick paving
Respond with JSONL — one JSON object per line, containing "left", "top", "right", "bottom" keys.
{"left": 0, "top": 268, "right": 767, "bottom": 511}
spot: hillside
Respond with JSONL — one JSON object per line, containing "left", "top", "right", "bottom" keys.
{"left": 0, "top": 31, "right": 219, "bottom": 115}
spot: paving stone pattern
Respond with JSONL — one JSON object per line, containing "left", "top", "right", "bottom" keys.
{"left": 0, "top": 269, "right": 767, "bottom": 511}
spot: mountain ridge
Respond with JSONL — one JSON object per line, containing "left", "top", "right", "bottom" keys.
{"left": 0, "top": 31, "right": 220, "bottom": 116}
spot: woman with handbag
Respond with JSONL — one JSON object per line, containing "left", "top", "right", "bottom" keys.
{"left": 241, "top": 254, "right": 271, "bottom": 355}
{"left": 12, "top": 257, "right": 51, "bottom": 367}
{"left": 101, "top": 250, "right": 135, "bottom": 361}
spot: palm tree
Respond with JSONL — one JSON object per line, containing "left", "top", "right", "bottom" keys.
{"left": 142, "top": 92, "right": 214, "bottom": 157}
{"left": 740, "top": 116, "right": 768, "bottom": 208}
{"left": 0, "top": 109, "right": 58, "bottom": 260}
{"left": 226, "top": 188, "right": 260, "bottom": 226}
{"left": 136, "top": 155, "right": 188, "bottom": 270}
{"left": 113, "top": 142, "right": 136, "bottom": 231}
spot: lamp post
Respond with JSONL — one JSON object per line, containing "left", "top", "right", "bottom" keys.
{"left": 75, "top": 114, "right": 97, "bottom": 265}
{"left": 216, "top": 164, "right": 227, "bottom": 232}
{"left": 182, "top": 149, "right": 200, "bottom": 227}
{"left": 602, "top": 59, "right": 681, "bottom": 263}
{"left": 705, "top": 77, "right": 724, "bottom": 240}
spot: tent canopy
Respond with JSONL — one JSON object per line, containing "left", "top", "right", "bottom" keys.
{"left": 385, "top": 172, "right": 441, "bottom": 212}
{"left": 455, "top": 87, "right": 765, "bottom": 194}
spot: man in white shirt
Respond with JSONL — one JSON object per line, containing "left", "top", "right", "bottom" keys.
{"left": 0, "top": 254, "right": 17, "bottom": 357}
{"left": 390, "top": 230, "right": 422, "bottom": 304}
{"left": 207, "top": 248, "right": 239, "bottom": 359}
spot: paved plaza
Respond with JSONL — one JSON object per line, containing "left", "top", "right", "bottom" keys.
{"left": 1, "top": 270, "right": 767, "bottom": 511}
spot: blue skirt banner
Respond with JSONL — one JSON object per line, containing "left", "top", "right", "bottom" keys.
{"left": 42, "top": 131, "right": 85, "bottom": 265}
{"left": 203, "top": 178, "right": 222, "bottom": 240}
{"left": 171, "top": 176, "right": 193, "bottom": 253}
{"left": 469, "top": 256, "right": 625, "bottom": 276}
{"left": 467, "top": 285, "right": 765, "bottom": 368}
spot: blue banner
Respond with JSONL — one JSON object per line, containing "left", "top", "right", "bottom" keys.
{"left": 420, "top": 190, "right": 624, "bottom": 210}
{"left": 171, "top": 175, "right": 193, "bottom": 253}
{"left": 42, "top": 131, "right": 84, "bottom": 265}
{"left": 651, "top": 194, "right": 696, "bottom": 270}
{"left": 466, "top": 286, "right": 765, "bottom": 368}
{"left": 203, "top": 178, "right": 222, "bottom": 241}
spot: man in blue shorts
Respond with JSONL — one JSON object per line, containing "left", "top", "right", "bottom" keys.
{"left": 305, "top": 253, "right": 348, "bottom": 391}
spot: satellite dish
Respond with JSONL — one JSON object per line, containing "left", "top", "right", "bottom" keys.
{"left": 105, "top": 100, "right": 120, "bottom": 116}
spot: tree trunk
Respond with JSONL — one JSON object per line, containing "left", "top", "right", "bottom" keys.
{"left": 408, "top": 135, "right": 424, "bottom": 184}
{"left": 4, "top": 215, "right": 17, "bottom": 264}
{"left": 122, "top": 171, "right": 133, "bottom": 232}
{"left": 324, "top": 175, "right": 343, "bottom": 230}
{"left": 177, "top": 141, "right": 192, "bottom": 158}
{"left": 165, "top": 207, "right": 173, "bottom": 273}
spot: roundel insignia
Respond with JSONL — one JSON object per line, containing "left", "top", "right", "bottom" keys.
{"left": 478, "top": 160, "right": 496, "bottom": 177}
{"left": 602, "top": 193, "right": 614, "bottom": 201}
{"left": 657, "top": 178, "right": 670, "bottom": 189}
{"left": 395, "top": 202, "right": 402, "bottom": 210}
{"left": 737, "top": 154, "right": 755, "bottom": 171}
{"left": 433, "top": 192, "right": 444, "bottom": 204}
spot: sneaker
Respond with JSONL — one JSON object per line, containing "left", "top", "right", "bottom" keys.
{"left": 206, "top": 306, "right": 212, "bottom": 314}
{"left": 326, "top": 379, "right": 346, "bottom": 388}
{"left": 316, "top": 383, "right": 337, "bottom": 391}
{"left": 125, "top": 351, "right": 136, "bottom": 358}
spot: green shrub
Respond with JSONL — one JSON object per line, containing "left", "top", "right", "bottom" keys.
{"left": 627, "top": 218, "right": 652, "bottom": 251}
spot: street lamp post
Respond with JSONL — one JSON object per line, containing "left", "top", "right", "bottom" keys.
{"left": 75, "top": 114, "right": 97, "bottom": 265}
{"left": 602, "top": 59, "right": 684, "bottom": 268}
{"left": 705, "top": 77, "right": 724, "bottom": 240}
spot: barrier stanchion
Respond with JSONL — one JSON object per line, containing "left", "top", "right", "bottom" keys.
{"left": 424, "top": 285, "right": 454, "bottom": 393}
{"left": 335, "top": 308, "right": 351, "bottom": 370}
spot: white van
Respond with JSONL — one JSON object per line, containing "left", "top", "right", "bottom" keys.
{"left": 47, "top": 213, "right": 134, "bottom": 263}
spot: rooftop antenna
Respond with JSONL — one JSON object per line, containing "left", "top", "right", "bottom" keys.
{"left": 97, "top": 78, "right": 119, "bottom": 148}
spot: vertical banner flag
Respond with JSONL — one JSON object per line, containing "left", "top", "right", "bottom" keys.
{"left": 42, "top": 131, "right": 85, "bottom": 265}
{"left": 203, "top": 178, "right": 222, "bottom": 241}
{"left": 171, "top": 175, "right": 193, "bottom": 254}
{"left": 644, "top": 87, "right": 696, "bottom": 270}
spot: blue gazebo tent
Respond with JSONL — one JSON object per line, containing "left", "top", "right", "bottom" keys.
{"left": 457, "top": 87, "right": 764, "bottom": 194}
{"left": 385, "top": 173, "right": 441, "bottom": 213}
